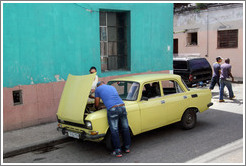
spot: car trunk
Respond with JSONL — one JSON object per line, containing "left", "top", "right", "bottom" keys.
{"left": 56, "top": 73, "right": 96, "bottom": 125}
{"left": 173, "top": 60, "right": 190, "bottom": 81}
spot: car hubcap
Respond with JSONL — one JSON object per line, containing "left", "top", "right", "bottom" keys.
{"left": 187, "top": 114, "right": 193, "bottom": 124}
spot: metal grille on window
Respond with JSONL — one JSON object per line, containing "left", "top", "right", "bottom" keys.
{"left": 99, "top": 11, "right": 128, "bottom": 72}
{"left": 13, "top": 90, "right": 23, "bottom": 105}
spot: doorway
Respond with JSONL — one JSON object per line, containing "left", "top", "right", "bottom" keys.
{"left": 173, "top": 39, "right": 178, "bottom": 54}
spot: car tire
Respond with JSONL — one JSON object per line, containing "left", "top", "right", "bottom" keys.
{"left": 181, "top": 109, "right": 197, "bottom": 130}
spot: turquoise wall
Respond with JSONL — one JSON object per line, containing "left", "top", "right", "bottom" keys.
{"left": 3, "top": 3, "right": 173, "bottom": 87}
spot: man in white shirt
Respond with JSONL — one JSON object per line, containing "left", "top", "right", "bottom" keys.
{"left": 88, "top": 66, "right": 98, "bottom": 103}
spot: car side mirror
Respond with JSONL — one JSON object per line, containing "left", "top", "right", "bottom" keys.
{"left": 141, "top": 96, "right": 148, "bottom": 101}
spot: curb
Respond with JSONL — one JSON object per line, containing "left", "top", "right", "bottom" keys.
{"left": 231, "top": 81, "right": 243, "bottom": 84}
{"left": 186, "top": 139, "right": 243, "bottom": 163}
{"left": 3, "top": 137, "right": 72, "bottom": 159}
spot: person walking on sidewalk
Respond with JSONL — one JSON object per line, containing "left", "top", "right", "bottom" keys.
{"left": 219, "top": 58, "right": 235, "bottom": 102}
{"left": 94, "top": 81, "right": 131, "bottom": 157}
{"left": 209, "top": 56, "right": 223, "bottom": 90}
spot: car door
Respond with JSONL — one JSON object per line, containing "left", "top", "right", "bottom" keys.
{"left": 161, "top": 79, "right": 189, "bottom": 124}
{"left": 138, "top": 81, "right": 166, "bottom": 132}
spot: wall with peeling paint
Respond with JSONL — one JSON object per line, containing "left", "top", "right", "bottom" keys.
{"left": 3, "top": 3, "right": 173, "bottom": 131}
{"left": 3, "top": 3, "right": 173, "bottom": 88}
{"left": 173, "top": 3, "right": 243, "bottom": 78}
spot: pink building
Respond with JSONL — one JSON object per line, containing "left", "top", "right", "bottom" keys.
{"left": 173, "top": 3, "right": 243, "bottom": 80}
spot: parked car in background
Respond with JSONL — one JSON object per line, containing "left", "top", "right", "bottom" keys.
{"left": 57, "top": 73, "right": 213, "bottom": 150}
{"left": 173, "top": 57, "right": 212, "bottom": 87}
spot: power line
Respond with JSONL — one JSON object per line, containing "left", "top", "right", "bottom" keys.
{"left": 73, "top": 3, "right": 100, "bottom": 13}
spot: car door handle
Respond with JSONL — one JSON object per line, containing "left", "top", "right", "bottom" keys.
{"left": 161, "top": 100, "right": 165, "bottom": 104}
{"left": 183, "top": 96, "right": 187, "bottom": 99}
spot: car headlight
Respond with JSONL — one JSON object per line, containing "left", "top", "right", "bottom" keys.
{"left": 85, "top": 121, "right": 92, "bottom": 130}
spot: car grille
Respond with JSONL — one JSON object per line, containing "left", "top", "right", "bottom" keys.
{"left": 58, "top": 119, "right": 87, "bottom": 129}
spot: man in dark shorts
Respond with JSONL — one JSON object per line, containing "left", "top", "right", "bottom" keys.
{"left": 219, "top": 58, "right": 235, "bottom": 102}
{"left": 209, "top": 56, "right": 223, "bottom": 90}
{"left": 94, "top": 81, "right": 131, "bottom": 157}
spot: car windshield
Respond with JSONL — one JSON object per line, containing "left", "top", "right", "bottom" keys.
{"left": 107, "top": 81, "right": 140, "bottom": 101}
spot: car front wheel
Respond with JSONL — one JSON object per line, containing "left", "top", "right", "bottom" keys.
{"left": 181, "top": 109, "right": 197, "bottom": 130}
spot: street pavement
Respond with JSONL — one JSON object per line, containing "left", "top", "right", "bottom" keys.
{"left": 2, "top": 82, "right": 244, "bottom": 164}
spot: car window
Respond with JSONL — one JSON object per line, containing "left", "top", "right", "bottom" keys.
{"left": 181, "top": 78, "right": 190, "bottom": 91}
{"left": 107, "top": 81, "right": 140, "bottom": 101}
{"left": 141, "top": 81, "right": 161, "bottom": 99}
{"left": 189, "top": 58, "right": 210, "bottom": 70}
{"left": 173, "top": 60, "right": 188, "bottom": 70}
{"left": 161, "top": 80, "right": 184, "bottom": 95}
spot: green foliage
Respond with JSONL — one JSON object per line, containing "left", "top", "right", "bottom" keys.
{"left": 195, "top": 3, "right": 208, "bottom": 12}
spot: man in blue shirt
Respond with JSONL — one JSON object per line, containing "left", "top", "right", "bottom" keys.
{"left": 209, "top": 56, "right": 223, "bottom": 90}
{"left": 219, "top": 58, "right": 235, "bottom": 102}
{"left": 95, "top": 81, "right": 131, "bottom": 157}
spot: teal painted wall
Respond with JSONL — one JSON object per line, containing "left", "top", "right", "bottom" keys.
{"left": 3, "top": 3, "right": 173, "bottom": 87}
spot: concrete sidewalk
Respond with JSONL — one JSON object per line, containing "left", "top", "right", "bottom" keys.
{"left": 3, "top": 122, "right": 71, "bottom": 158}
{"left": 2, "top": 83, "right": 244, "bottom": 163}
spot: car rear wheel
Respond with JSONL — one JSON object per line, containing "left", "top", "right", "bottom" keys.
{"left": 181, "top": 109, "right": 197, "bottom": 130}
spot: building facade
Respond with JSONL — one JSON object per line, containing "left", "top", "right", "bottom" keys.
{"left": 3, "top": 3, "right": 173, "bottom": 131}
{"left": 173, "top": 3, "right": 243, "bottom": 80}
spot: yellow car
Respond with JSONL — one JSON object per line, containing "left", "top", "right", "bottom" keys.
{"left": 57, "top": 73, "right": 213, "bottom": 149}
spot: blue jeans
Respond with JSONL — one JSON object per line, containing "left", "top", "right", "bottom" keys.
{"left": 219, "top": 79, "right": 234, "bottom": 100}
{"left": 107, "top": 106, "right": 131, "bottom": 153}
{"left": 209, "top": 76, "right": 220, "bottom": 90}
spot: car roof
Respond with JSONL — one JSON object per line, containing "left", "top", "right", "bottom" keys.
{"left": 173, "top": 57, "right": 205, "bottom": 61}
{"left": 109, "top": 74, "right": 181, "bottom": 84}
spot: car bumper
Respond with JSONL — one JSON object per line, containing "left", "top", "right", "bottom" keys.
{"left": 207, "top": 102, "right": 213, "bottom": 108}
{"left": 57, "top": 127, "right": 106, "bottom": 140}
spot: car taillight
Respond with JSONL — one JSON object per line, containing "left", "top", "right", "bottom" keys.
{"left": 189, "top": 74, "right": 193, "bottom": 82}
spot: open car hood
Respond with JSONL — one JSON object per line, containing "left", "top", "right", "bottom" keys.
{"left": 57, "top": 73, "right": 96, "bottom": 125}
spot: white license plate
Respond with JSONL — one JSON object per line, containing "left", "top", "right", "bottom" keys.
{"left": 68, "top": 131, "right": 80, "bottom": 139}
